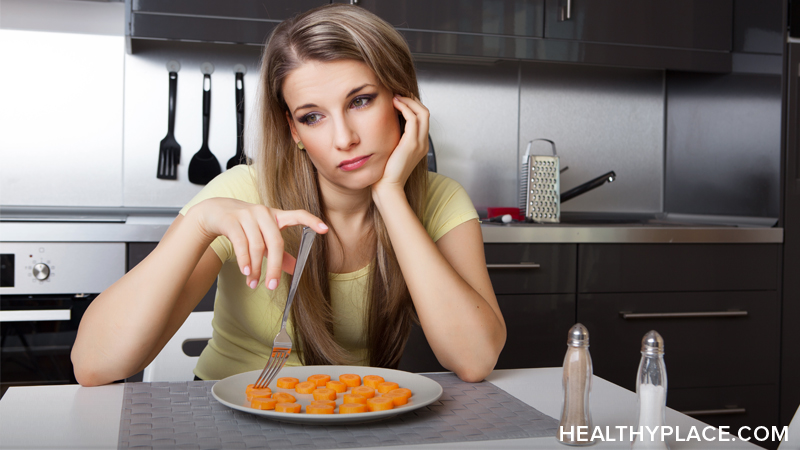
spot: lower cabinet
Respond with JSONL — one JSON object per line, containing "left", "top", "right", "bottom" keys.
{"left": 577, "top": 291, "right": 780, "bottom": 390}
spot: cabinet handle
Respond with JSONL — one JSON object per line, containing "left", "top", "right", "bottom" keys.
{"left": 486, "top": 263, "right": 541, "bottom": 269}
{"left": 681, "top": 407, "right": 746, "bottom": 417}
{"left": 619, "top": 311, "right": 748, "bottom": 320}
{"left": 559, "top": 0, "right": 572, "bottom": 21}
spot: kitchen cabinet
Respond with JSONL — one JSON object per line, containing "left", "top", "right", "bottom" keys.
{"left": 349, "top": 0, "right": 544, "bottom": 38}
{"left": 578, "top": 243, "right": 781, "bottom": 440}
{"left": 126, "top": 0, "right": 328, "bottom": 50}
{"left": 400, "top": 244, "right": 576, "bottom": 373}
{"left": 544, "top": 0, "right": 733, "bottom": 52}
{"left": 782, "top": 43, "right": 800, "bottom": 427}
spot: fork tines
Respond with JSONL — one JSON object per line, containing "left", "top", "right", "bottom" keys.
{"left": 253, "top": 348, "right": 291, "bottom": 389}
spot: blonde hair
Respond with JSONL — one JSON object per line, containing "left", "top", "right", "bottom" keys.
{"left": 251, "top": 4, "right": 428, "bottom": 367}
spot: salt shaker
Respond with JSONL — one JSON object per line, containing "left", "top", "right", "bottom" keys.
{"left": 632, "top": 330, "right": 669, "bottom": 450}
{"left": 558, "top": 323, "right": 594, "bottom": 446}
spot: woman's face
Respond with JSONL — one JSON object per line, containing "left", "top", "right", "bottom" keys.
{"left": 283, "top": 59, "right": 401, "bottom": 194}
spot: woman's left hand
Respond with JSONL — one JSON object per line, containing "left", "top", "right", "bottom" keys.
{"left": 371, "top": 95, "right": 429, "bottom": 198}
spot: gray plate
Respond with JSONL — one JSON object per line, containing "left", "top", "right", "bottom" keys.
{"left": 211, "top": 365, "right": 444, "bottom": 425}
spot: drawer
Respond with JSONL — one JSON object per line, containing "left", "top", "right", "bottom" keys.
{"left": 485, "top": 244, "right": 576, "bottom": 294}
{"left": 496, "top": 294, "right": 576, "bottom": 370}
{"left": 577, "top": 291, "right": 780, "bottom": 391}
{"left": 399, "top": 294, "right": 576, "bottom": 373}
{"left": 668, "top": 384, "right": 779, "bottom": 444}
{"left": 578, "top": 244, "right": 780, "bottom": 293}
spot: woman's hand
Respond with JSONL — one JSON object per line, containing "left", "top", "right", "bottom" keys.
{"left": 371, "top": 95, "right": 430, "bottom": 199}
{"left": 186, "top": 198, "right": 328, "bottom": 290}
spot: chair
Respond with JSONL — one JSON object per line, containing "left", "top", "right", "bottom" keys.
{"left": 142, "top": 311, "right": 214, "bottom": 382}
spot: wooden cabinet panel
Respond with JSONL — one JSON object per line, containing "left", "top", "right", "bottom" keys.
{"left": 399, "top": 293, "right": 575, "bottom": 373}
{"left": 669, "top": 385, "right": 779, "bottom": 442}
{"left": 496, "top": 294, "right": 575, "bottom": 370}
{"left": 577, "top": 291, "right": 780, "bottom": 391}
{"left": 353, "top": 0, "right": 544, "bottom": 37}
{"left": 578, "top": 244, "right": 779, "bottom": 293}
{"left": 486, "top": 244, "right": 576, "bottom": 294}
{"left": 544, "top": 0, "right": 732, "bottom": 51}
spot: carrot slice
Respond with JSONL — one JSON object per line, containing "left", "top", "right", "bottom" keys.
{"left": 307, "top": 374, "right": 331, "bottom": 387}
{"left": 351, "top": 386, "right": 375, "bottom": 399}
{"left": 363, "top": 375, "right": 385, "bottom": 389}
{"left": 276, "top": 377, "right": 300, "bottom": 389}
{"left": 310, "top": 399, "right": 336, "bottom": 408}
{"left": 387, "top": 388, "right": 412, "bottom": 399}
{"left": 326, "top": 380, "right": 347, "bottom": 393}
{"left": 339, "top": 374, "right": 361, "bottom": 387}
{"left": 306, "top": 403, "right": 335, "bottom": 414}
{"left": 245, "top": 385, "right": 272, "bottom": 401}
{"left": 343, "top": 393, "right": 368, "bottom": 404}
{"left": 339, "top": 403, "right": 368, "bottom": 414}
{"left": 275, "top": 402, "right": 302, "bottom": 413}
{"left": 312, "top": 388, "right": 337, "bottom": 401}
{"left": 295, "top": 381, "right": 317, "bottom": 394}
{"left": 382, "top": 391, "right": 409, "bottom": 406}
{"left": 366, "top": 396, "right": 394, "bottom": 411}
{"left": 377, "top": 381, "right": 399, "bottom": 394}
{"left": 272, "top": 392, "right": 296, "bottom": 403}
{"left": 250, "top": 397, "right": 277, "bottom": 410}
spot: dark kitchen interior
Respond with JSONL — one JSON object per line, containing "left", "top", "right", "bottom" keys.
{"left": 1, "top": 0, "right": 799, "bottom": 448}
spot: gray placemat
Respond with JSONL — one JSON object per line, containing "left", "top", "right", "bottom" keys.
{"left": 118, "top": 373, "right": 558, "bottom": 449}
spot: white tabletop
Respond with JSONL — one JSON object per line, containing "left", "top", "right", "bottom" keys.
{"left": 0, "top": 368, "right": 766, "bottom": 450}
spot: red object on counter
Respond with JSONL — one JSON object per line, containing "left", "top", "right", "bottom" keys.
{"left": 486, "top": 207, "right": 524, "bottom": 222}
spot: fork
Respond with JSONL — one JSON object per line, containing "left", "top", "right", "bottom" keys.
{"left": 253, "top": 226, "right": 317, "bottom": 389}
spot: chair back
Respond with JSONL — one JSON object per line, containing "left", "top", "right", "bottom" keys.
{"left": 142, "top": 311, "right": 213, "bottom": 382}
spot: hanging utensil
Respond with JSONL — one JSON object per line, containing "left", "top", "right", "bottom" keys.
{"left": 157, "top": 62, "right": 181, "bottom": 180}
{"left": 227, "top": 68, "right": 246, "bottom": 169}
{"left": 188, "top": 64, "right": 222, "bottom": 185}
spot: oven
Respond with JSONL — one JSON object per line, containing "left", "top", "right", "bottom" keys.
{"left": 0, "top": 242, "right": 125, "bottom": 395}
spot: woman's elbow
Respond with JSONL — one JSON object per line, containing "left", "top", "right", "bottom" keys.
{"left": 72, "top": 350, "right": 112, "bottom": 387}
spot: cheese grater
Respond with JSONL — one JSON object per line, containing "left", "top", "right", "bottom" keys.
{"left": 519, "top": 139, "right": 560, "bottom": 223}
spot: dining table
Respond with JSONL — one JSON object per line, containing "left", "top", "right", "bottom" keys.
{"left": 0, "top": 367, "right": 785, "bottom": 450}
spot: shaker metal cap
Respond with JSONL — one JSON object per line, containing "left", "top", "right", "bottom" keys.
{"left": 641, "top": 330, "right": 665, "bottom": 354}
{"left": 567, "top": 323, "right": 589, "bottom": 347}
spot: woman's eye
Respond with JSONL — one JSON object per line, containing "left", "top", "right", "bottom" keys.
{"left": 351, "top": 95, "right": 374, "bottom": 109}
{"left": 300, "top": 113, "right": 322, "bottom": 126}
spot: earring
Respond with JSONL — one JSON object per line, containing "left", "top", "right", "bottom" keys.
{"left": 297, "top": 141, "right": 305, "bottom": 150}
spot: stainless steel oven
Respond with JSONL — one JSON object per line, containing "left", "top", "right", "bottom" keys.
{"left": 0, "top": 242, "right": 125, "bottom": 395}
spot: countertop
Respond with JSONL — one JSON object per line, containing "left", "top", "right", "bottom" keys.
{"left": 0, "top": 368, "right": 770, "bottom": 449}
{"left": 0, "top": 207, "right": 784, "bottom": 244}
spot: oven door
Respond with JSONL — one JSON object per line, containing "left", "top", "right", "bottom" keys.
{"left": 0, "top": 294, "right": 96, "bottom": 395}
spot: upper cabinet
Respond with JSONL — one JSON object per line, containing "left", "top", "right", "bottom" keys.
{"left": 125, "top": 0, "right": 753, "bottom": 72}
{"left": 127, "top": 0, "right": 328, "bottom": 49}
{"left": 353, "top": 0, "right": 544, "bottom": 38}
{"left": 544, "top": 0, "right": 733, "bottom": 52}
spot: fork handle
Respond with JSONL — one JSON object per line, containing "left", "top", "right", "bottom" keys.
{"left": 280, "top": 227, "right": 317, "bottom": 329}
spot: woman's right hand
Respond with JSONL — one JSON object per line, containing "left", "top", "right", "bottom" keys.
{"left": 185, "top": 198, "right": 328, "bottom": 290}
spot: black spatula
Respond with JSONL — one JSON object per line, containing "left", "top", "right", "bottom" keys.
{"left": 188, "top": 73, "right": 222, "bottom": 185}
{"left": 157, "top": 71, "right": 180, "bottom": 179}
{"left": 227, "top": 71, "right": 247, "bottom": 169}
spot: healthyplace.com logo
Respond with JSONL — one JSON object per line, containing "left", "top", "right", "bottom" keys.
{"left": 559, "top": 425, "right": 790, "bottom": 444}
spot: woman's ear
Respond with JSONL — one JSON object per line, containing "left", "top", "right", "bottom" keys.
{"left": 285, "top": 111, "right": 301, "bottom": 144}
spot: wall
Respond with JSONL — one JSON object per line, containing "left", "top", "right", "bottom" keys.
{"left": 0, "top": 0, "right": 782, "bottom": 220}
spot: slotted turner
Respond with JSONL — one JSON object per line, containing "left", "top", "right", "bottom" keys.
{"left": 157, "top": 71, "right": 180, "bottom": 179}
{"left": 253, "top": 226, "right": 317, "bottom": 389}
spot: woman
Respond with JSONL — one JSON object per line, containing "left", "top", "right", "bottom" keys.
{"left": 71, "top": 4, "right": 505, "bottom": 385}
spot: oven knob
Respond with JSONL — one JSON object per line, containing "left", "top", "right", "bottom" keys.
{"left": 33, "top": 263, "right": 50, "bottom": 280}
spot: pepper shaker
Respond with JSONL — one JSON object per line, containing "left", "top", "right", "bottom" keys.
{"left": 632, "top": 330, "right": 669, "bottom": 450}
{"left": 558, "top": 323, "right": 595, "bottom": 446}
